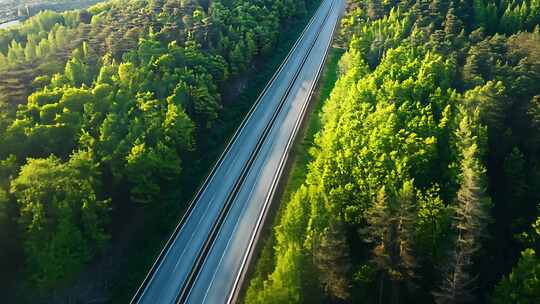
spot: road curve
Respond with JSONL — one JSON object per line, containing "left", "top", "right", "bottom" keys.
{"left": 131, "top": 0, "right": 343, "bottom": 303}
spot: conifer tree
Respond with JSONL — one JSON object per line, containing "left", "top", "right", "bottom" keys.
{"left": 366, "top": 182, "right": 418, "bottom": 304}
{"left": 368, "top": 0, "right": 384, "bottom": 20}
{"left": 314, "top": 220, "right": 351, "bottom": 301}
{"left": 444, "top": 8, "right": 463, "bottom": 39}
{"left": 434, "top": 111, "right": 492, "bottom": 304}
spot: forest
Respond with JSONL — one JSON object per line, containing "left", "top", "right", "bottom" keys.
{"left": 0, "top": 0, "right": 103, "bottom": 25}
{"left": 0, "top": 0, "right": 319, "bottom": 300}
{"left": 245, "top": 0, "right": 540, "bottom": 303}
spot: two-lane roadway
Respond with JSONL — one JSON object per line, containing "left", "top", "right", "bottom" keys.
{"left": 131, "top": 0, "right": 344, "bottom": 302}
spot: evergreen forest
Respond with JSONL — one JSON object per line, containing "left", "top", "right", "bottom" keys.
{"left": 245, "top": 0, "right": 540, "bottom": 303}
{"left": 0, "top": 0, "right": 319, "bottom": 301}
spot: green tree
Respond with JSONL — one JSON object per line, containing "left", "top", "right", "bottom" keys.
{"left": 313, "top": 220, "right": 351, "bottom": 301}
{"left": 444, "top": 8, "right": 463, "bottom": 39}
{"left": 464, "top": 81, "right": 507, "bottom": 132}
{"left": 416, "top": 185, "right": 451, "bottom": 262}
{"left": 10, "top": 153, "right": 110, "bottom": 287}
{"left": 434, "top": 111, "right": 492, "bottom": 304}
{"left": 368, "top": 0, "right": 384, "bottom": 20}
{"left": 492, "top": 214, "right": 540, "bottom": 304}
{"left": 230, "top": 41, "right": 246, "bottom": 75}
{"left": 126, "top": 142, "right": 182, "bottom": 204}
{"left": 491, "top": 248, "right": 540, "bottom": 304}
{"left": 366, "top": 182, "right": 417, "bottom": 304}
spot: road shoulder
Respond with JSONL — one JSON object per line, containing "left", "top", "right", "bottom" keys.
{"left": 238, "top": 46, "right": 344, "bottom": 303}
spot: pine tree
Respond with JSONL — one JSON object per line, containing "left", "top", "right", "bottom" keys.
{"left": 503, "top": 147, "right": 527, "bottom": 204}
{"left": 434, "top": 112, "right": 492, "bottom": 304}
{"left": 313, "top": 220, "right": 351, "bottom": 301}
{"left": 416, "top": 185, "right": 451, "bottom": 264}
{"left": 473, "top": 0, "right": 487, "bottom": 28}
{"left": 366, "top": 182, "right": 417, "bottom": 304}
{"left": 444, "top": 8, "right": 463, "bottom": 39}
{"left": 230, "top": 41, "right": 246, "bottom": 75}
{"left": 366, "top": 187, "right": 392, "bottom": 304}
{"left": 502, "top": 147, "right": 530, "bottom": 233}
{"left": 429, "top": 0, "right": 448, "bottom": 25}
{"left": 413, "top": 0, "right": 432, "bottom": 28}
{"left": 368, "top": 0, "right": 384, "bottom": 20}
{"left": 463, "top": 54, "right": 484, "bottom": 88}
{"left": 464, "top": 81, "right": 507, "bottom": 132}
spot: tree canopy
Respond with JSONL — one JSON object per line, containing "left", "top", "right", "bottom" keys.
{"left": 0, "top": 0, "right": 320, "bottom": 295}
{"left": 245, "top": 0, "right": 540, "bottom": 303}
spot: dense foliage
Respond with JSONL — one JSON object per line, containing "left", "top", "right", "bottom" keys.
{"left": 245, "top": 0, "right": 540, "bottom": 303}
{"left": 0, "top": 0, "right": 318, "bottom": 295}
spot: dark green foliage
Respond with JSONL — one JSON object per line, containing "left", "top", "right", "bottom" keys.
{"left": 491, "top": 248, "right": 540, "bottom": 304}
{"left": 0, "top": 0, "right": 321, "bottom": 295}
{"left": 366, "top": 183, "right": 418, "bottom": 304}
{"left": 367, "top": 0, "right": 385, "bottom": 20}
{"left": 491, "top": 216, "right": 540, "bottom": 304}
{"left": 10, "top": 152, "right": 110, "bottom": 288}
{"left": 434, "top": 108, "right": 492, "bottom": 304}
{"left": 314, "top": 220, "right": 352, "bottom": 301}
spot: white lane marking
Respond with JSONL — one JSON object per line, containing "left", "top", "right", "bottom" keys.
{"left": 200, "top": 9, "right": 338, "bottom": 301}
{"left": 141, "top": 1, "right": 336, "bottom": 302}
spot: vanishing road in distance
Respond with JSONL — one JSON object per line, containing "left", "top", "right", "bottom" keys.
{"left": 131, "top": 0, "right": 344, "bottom": 302}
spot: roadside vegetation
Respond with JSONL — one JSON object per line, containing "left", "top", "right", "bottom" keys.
{"left": 243, "top": 46, "right": 344, "bottom": 304}
{"left": 0, "top": 0, "right": 321, "bottom": 301}
{"left": 244, "top": 0, "right": 540, "bottom": 303}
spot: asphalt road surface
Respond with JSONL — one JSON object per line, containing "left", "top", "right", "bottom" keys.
{"left": 132, "top": 0, "right": 344, "bottom": 303}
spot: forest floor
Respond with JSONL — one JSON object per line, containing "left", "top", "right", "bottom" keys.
{"left": 238, "top": 46, "right": 344, "bottom": 303}
{"left": 17, "top": 4, "right": 323, "bottom": 304}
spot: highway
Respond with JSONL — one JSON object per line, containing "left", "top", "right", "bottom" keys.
{"left": 131, "top": 0, "right": 344, "bottom": 303}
